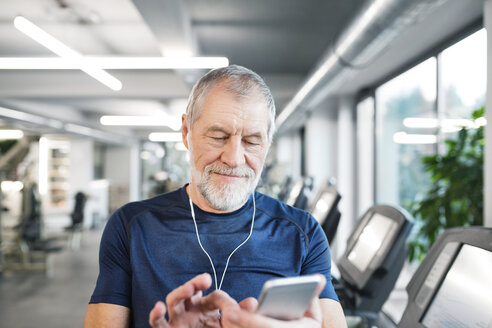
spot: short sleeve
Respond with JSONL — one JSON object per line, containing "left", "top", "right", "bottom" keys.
{"left": 301, "top": 214, "right": 339, "bottom": 302}
{"left": 89, "top": 209, "right": 132, "bottom": 307}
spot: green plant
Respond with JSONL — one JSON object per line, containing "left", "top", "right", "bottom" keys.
{"left": 408, "top": 107, "right": 484, "bottom": 262}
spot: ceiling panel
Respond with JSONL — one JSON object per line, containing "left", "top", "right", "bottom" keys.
{"left": 187, "top": 0, "right": 364, "bottom": 74}
{"left": 0, "top": 0, "right": 485, "bottom": 139}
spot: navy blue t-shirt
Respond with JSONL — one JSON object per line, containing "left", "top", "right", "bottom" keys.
{"left": 90, "top": 185, "right": 338, "bottom": 327}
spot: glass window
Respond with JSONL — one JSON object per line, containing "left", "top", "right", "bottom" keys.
{"left": 356, "top": 96, "right": 374, "bottom": 215}
{"left": 439, "top": 29, "right": 486, "bottom": 136}
{"left": 375, "top": 58, "right": 437, "bottom": 209}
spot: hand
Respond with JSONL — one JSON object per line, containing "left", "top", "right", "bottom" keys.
{"left": 218, "top": 275, "right": 327, "bottom": 328}
{"left": 149, "top": 273, "right": 222, "bottom": 328}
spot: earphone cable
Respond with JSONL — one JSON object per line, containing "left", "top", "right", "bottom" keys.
{"left": 189, "top": 193, "right": 256, "bottom": 291}
{"left": 218, "top": 195, "right": 255, "bottom": 290}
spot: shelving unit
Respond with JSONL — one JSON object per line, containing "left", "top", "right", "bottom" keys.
{"left": 43, "top": 139, "right": 70, "bottom": 210}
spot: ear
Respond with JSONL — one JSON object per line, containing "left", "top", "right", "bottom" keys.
{"left": 182, "top": 114, "right": 190, "bottom": 150}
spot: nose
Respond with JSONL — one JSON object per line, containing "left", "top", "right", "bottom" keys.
{"left": 221, "top": 136, "right": 245, "bottom": 168}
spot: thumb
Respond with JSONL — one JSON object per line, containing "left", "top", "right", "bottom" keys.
{"left": 149, "top": 301, "right": 170, "bottom": 328}
{"left": 238, "top": 297, "right": 258, "bottom": 313}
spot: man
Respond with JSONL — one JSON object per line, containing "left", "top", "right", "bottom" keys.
{"left": 84, "top": 65, "right": 346, "bottom": 328}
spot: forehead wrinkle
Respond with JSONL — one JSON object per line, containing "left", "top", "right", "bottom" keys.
{"left": 197, "top": 86, "right": 268, "bottom": 138}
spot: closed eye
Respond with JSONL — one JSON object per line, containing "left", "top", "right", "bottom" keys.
{"left": 243, "top": 135, "right": 263, "bottom": 146}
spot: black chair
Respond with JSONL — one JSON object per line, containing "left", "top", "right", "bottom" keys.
{"left": 66, "top": 191, "right": 87, "bottom": 250}
{"left": 335, "top": 205, "right": 413, "bottom": 324}
{"left": 399, "top": 227, "right": 492, "bottom": 328}
{"left": 308, "top": 181, "right": 341, "bottom": 245}
{"left": 19, "top": 183, "right": 61, "bottom": 252}
{"left": 4, "top": 183, "right": 63, "bottom": 277}
{"left": 67, "top": 191, "right": 87, "bottom": 230}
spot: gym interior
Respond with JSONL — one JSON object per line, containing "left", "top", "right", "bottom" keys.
{"left": 0, "top": 0, "right": 491, "bottom": 327}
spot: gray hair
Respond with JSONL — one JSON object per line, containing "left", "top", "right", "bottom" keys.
{"left": 185, "top": 65, "right": 276, "bottom": 142}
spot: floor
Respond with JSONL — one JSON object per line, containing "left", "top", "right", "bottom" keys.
{"left": 0, "top": 229, "right": 102, "bottom": 328}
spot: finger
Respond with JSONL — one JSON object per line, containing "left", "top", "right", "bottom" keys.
{"left": 201, "top": 290, "right": 239, "bottom": 311}
{"left": 149, "top": 301, "right": 170, "bottom": 328}
{"left": 303, "top": 274, "right": 327, "bottom": 321}
{"left": 191, "top": 290, "right": 203, "bottom": 305}
{"left": 238, "top": 297, "right": 258, "bottom": 313}
{"left": 184, "top": 290, "right": 203, "bottom": 310}
{"left": 221, "top": 307, "right": 286, "bottom": 328}
{"left": 166, "top": 273, "right": 213, "bottom": 316}
{"left": 304, "top": 297, "right": 323, "bottom": 322}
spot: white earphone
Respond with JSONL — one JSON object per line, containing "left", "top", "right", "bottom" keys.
{"left": 188, "top": 193, "right": 256, "bottom": 290}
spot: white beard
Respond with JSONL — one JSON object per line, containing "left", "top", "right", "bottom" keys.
{"left": 191, "top": 160, "right": 260, "bottom": 211}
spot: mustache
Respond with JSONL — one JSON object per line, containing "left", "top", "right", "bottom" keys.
{"left": 204, "top": 163, "right": 255, "bottom": 178}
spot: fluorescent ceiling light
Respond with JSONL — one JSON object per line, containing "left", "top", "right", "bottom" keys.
{"left": 0, "top": 106, "right": 48, "bottom": 125}
{"left": 148, "top": 132, "right": 183, "bottom": 142}
{"left": 475, "top": 117, "right": 487, "bottom": 127}
{"left": 13, "top": 16, "right": 122, "bottom": 91}
{"left": 404, "top": 117, "right": 482, "bottom": 131}
{"left": 403, "top": 117, "right": 438, "bottom": 128}
{"left": 14, "top": 16, "right": 79, "bottom": 58}
{"left": 0, "top": 129, "right": 24, "bottom": 139}
{"left": 0, "top": 105, "right": 109, "bottom": 139}
{"left": 100, "top": 115, "right": 181, "bottom": 131}
{"left": 442, "top": 118, "right": 475, "bottom": 129}
{"left": 38, "top": 137, "right": 48, "bottom": 195}
{"left": 0, "top": 106, "right": 63, "bottom": 129}
{"left": 0, "top": 57, "right": 229, "bottom": 70}
{"left": 87, "top": 56, "right": 228, "bottom": 69}
{"left": 80, "top": 66, "right": 122, "bottom": 91}
{"left": 393, "top": 132, "right": 437, "bottom": 144}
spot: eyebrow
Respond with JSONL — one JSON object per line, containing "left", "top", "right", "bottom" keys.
{"left": 205, "top": 126, "right": 230, "bottom": 137}
{"left": 206, "top": 125, "right": 227, "bottom": 133}
{"left": 206, "top": 125, "right": 265, "bottom": 140}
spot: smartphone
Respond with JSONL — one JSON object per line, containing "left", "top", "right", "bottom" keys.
{"left": 256, "top": 275, "right": 322, "bottom": 320}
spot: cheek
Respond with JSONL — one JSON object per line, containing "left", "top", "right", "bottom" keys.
{"left": 245, "top": 149, "right": 267, "bottom": 173}
{"left": 191, "top": 136, "right": 223, "bottom": 165}
{"left": 194, "top": 148, "right": 222, "bottom": 168}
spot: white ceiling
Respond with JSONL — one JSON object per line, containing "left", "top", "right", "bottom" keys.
{"left": 0, "top": 0, "right": 484, "bottom": 142}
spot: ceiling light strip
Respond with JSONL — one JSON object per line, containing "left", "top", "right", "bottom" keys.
{"left": 87, "top": 57, "right": 229, "bottom": 69}
{"left": 0, "top": 106, "right": 50, "bottom": 125}
{"left": 100, "top": 115, "right": 181, "bottom": 130}
{"left": 393, "top": 132, "right": 437, "bottom": 144}
{"left": 13, "top": 16, "right": 122, "bottom": 91}
{"left": 0, "top": 57, "right": 229, "bottom": 70}
{"left": 0, "top": 129, "right": 24, "bottom": 140}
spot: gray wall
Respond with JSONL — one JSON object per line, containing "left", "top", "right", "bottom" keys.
{"left": 485, "top": 0, "right": 492, "bottom": 227}
{"left": 304, "top": 98, "right": 339, "bottom": 192}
